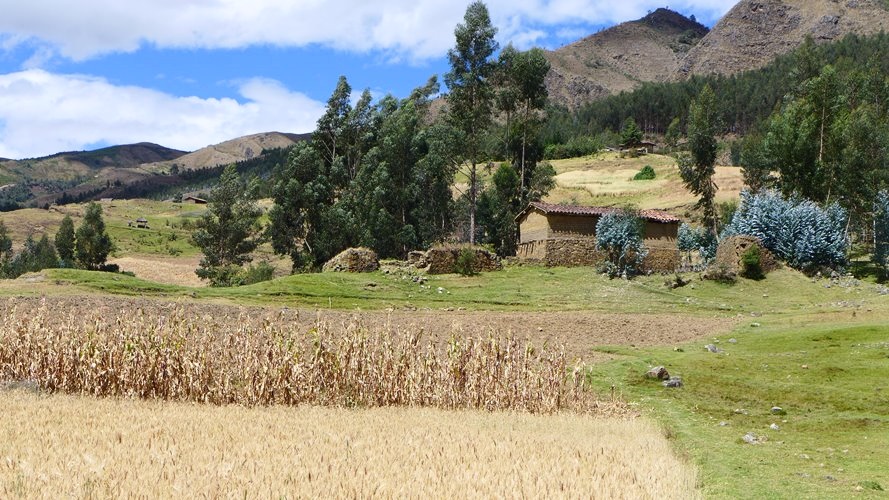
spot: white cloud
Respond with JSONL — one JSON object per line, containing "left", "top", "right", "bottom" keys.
{"left": 0, "top": 1, "right": 733, "bottom": 63}
{"left": 0, "top": 70, "right": 325, "bottom": 159}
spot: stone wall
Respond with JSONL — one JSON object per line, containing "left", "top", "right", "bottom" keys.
{"left": 641, "top": 245, "right": 681, "bottom": 273}
{"left": 543, "top": 238, "right": 605, "bottom": 267}
{"left": 516, "top": 237, "right": 680, "bottom": 273}
{"left": 425, "top": 247, "right": 502, "bottom": 274}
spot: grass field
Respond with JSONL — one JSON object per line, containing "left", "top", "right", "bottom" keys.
{"left": 587, "top": 319, "right": 889, "bottom": 498}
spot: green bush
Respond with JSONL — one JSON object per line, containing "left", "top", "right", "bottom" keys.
{"left": 243, "top": 261, "right": 276, "bottom": 285}
{"left": 633, "top": 165, "right": 656, "bottom": 180}
{"left": 454, "top": 248, "right": 478, "bottom": 276}
{"left": 740, "top": 246, "right": 765, "bottom": 280}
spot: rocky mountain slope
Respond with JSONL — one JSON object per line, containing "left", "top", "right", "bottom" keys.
{"left": 676, "top": 0, "right": 889, "bottom": 78}
{"left": 544, "top": 8, "right": 708, "bottom": 109}
{"left": 145, "top": 132, "right": 308, "bottom": 173}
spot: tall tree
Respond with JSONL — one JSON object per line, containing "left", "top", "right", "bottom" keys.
{"left": 54, "top": 215, "right": 76, "bottom": 266}
{"left": 192, "top": 164, "right": 263, "bottom": 286}
{"left": 509, "top": 47, "right": 549, "bottom": 195}
{"left": 74, "top": 203, "right": 114, "bottom": 270}
{"left": 680, "top": 84, "right": 720, "bottom": 237}
{"left": 445, "top": 0, "right": 498, "bottom": 243}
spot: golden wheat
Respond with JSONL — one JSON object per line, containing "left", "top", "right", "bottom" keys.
{"left": 0, "top": 297, "right": 623, "bottom": 415}
{"left": 0, "top": 389, "right": 699, "bottom": 498}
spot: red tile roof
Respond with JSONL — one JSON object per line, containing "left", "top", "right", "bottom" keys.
{"left": 521, "top": 201, "right": 680, "bottom": 224}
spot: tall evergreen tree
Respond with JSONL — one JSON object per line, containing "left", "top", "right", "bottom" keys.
{"left": 74, "top": 203, "right": 113, "bottom": 270}
{"left": 445, "top": 0, "right": 498, "bottom": 243}
{"left": 680, "top": 84, "right": 720, "bottom": 237}
{"left": 192, "top": 164, "right": 263, "bottom": 286}
{"left": 54, "top": 215, "right": 76, "bottom": 266}
{"left": 0, "top": 220, "right": 12, "bottom": 278}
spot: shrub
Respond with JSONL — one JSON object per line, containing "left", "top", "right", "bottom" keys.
{"left": 739, "top": 246, "right": 765, "bottom": 280}
{"left": 677, "top": 223, "right": 716, "bottom": 268}
{"left": 723, "top": 190, "right": 848, "bottom": 273}
{"left": 243, "top": 261, "right": 276, "bottom": 285}
{"left": 454, "top": 247, "right": 478, "bottom": 276}
{"left": 595, "top": 210, "right": 648, "bottom": 278}
{"left": 633, "top": 165, "right": 656, "bottom": 181}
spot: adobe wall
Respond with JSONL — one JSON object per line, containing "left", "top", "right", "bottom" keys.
{"left": 643, "top": 221, "right": 678, "bottom": 245}
{"left": 548, "top": 214, "right": 598, "bottom": 238}
{"left": 641, "top": 245, "right": 681, "bottom": 273}
{"left": 519, "top": 211, "right": 550, "bottom": 244}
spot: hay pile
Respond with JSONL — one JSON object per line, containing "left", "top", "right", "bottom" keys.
{"left": 322, "top": 247, "right": 380, "bottom": 273}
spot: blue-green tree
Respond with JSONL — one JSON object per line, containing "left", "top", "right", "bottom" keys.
{"left": 595, "top": 210, "right": 648, "bottom": 278}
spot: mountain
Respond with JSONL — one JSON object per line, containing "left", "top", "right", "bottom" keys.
{"left": 544, "top": 8, "right": 708, "bottom": 109}
{"left": 0, "top": 143, "right": 187, "bottom": 182}
{"left": 676, "top": 0, "right": 889, "bottom": 78}
{"left": 145, "top": 131, "right": 309, "bottom": 173}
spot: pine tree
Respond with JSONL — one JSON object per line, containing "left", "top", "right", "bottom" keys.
{"left": 192, "top": 164, "right": 263, "bottom": 286}
{"left": 74, "top": 203, "right": 114, "bottom": 270}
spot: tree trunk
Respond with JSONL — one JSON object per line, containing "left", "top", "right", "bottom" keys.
{"left": 469, "top": 162, "right": 477, "bottom": 244}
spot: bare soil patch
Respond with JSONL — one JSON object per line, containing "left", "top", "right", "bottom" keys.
{"left": 108, "top": 255, "right": 204, "bottom": 287}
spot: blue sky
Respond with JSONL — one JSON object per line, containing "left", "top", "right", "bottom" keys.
{"left": 0, "top": 0, "right": 733, "bottom": 159}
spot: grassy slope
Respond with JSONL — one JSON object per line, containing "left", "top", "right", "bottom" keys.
{"left": 587, "top": 320, "right": 889, "bottom": 498}
{"left": 547, "top": 152, "right": 743, "bottom": 211}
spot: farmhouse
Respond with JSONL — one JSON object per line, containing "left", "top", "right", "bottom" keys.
{"left": 516, "top": 201, "right": 680, "bottom": 271}
{"left": 182, "top": 196, "right": 207, "bottom": 204}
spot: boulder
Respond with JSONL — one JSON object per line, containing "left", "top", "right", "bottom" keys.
{"left": 322, "top": 247, "right": 379, "bottom": 273}
{"left": 646, "top": 366, "right": 670, "bottom": 380}
{"left": 663, "top": 376, "right": 683, "bottom": 388}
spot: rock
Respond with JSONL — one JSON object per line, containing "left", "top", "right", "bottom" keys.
{"left": 646, "top": 366, "right": 670, "bottom": 380}
{"left": 728, "top": 338, "right": 738, "bottom": 343}
{"left": 770, "top": 423, "right": 780, "bottom": 430}
{"left": 406, "top": 250, "right": 428, "bottom": 268}
{"left": 771, "top": 406, "right": 786, "bottom": 415}
{"left": 742, "top": 432, "right": 760, "bottom": 445}
{"left": 751, "top": 322, "right": 761, "bottom": 328}
{"left": 425, "top": 246, "right": 502, "bottom": 274}
{"left": 663, "top": 376, "right": 683, "bottom": 388}
{"left": 705, "top": 344, "right": 722, "bottom": 353}
{"left": 734, "top": 408, "right": 749, "bottom": 415}
{"left": 719, "top": 421, "right": 729, "bottom": 426}
{"left": 322, "top": 247, "right": 379, "bottom": 273}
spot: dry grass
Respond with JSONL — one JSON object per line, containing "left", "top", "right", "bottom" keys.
{"left": 0, "top": 297, "right": 622, "bottom": 414}
{"left": 107, "top": 255, "right": 205, "bottom": 287}
{"left": 0, "top": 389, "right": 699, "bottom": 498}
{"left": 547, "top": 152, "right": 743, "bottom": 210}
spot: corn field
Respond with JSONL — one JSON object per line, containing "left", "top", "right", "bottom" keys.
{"left": 0, "top": 298, "right": 624, "bottom": 415}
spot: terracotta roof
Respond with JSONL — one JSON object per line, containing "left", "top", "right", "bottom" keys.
{"left": 521, "top": 201, "right": 680, "bottom": 224}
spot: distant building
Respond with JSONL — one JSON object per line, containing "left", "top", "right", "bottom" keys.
{"left": 515, "top": 201, "right": 680, "bottom": 271}
{"left": 182, "top": 196, "right": 207, "bottom": 204}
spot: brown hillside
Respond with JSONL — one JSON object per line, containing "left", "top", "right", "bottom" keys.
{"left": 0, "top": 143, "right": 186, "bottom": 182}
{"left": 545, "top": 8, "right": 708, "bottom": 109}
{"left": 676, "top": 0, "right": 889, "bottom": 78}
{"left": 146, "top": 131, "right": 308, "bottom": 172}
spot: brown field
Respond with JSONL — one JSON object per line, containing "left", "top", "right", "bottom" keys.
{"left": 108, "top": 254, "right": 205, "bottom": 287}
{"left": 0, "top": 389, "right": 699, "bottom": 499}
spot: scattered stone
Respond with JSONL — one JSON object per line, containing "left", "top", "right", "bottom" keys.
{"left": 719, "top": 421, "right": 729, "bottom": 426}
{"left": 437, "top": 287, "right": 446, "bottom": 294}
{"left": 825, "top": 475, "right": 837, "bottom": 482}
{"left": 771, "top": 406, "right": 787, "bottom": 415}
{"left": 673, "top": 347, "right": 684, "bottom": 352}
{"left": 796, "top": 472, "right": 811, "bottom": 478}
{"left": 705, "top": 344, "right": 722, "bottom": 353}
{"left": 663, "top": 377, "right": 683, "bottom": 388}
{"left": 801, "top": 364, "right": 809, "bottom": 369}
{"left": 728, "top": 338, "right": 738, "bottom": 344}
{"left": 734, "top": 408, "right": 749, "bottom": 415}
{"left": 742, "top": 432, "right": 760, "bottom": 445}
{"left": 646, "top": 366, "right": 670, "bottom": 380}
{"left": 770, "top": 423, "right": 780, "bottom": 430}
{"left": 799, "top": 453, "right": 810, "bottom": 460}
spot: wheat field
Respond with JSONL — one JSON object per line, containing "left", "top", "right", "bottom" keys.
{"left": 0, "top": 389, "right": 699, "bottom": 498}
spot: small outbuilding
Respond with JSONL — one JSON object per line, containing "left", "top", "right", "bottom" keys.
{"left": 516, "top": 201, "right": 681, "bottom": 272}
{"left": 182, "top": 196, "right": 207, "bottom": 204}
